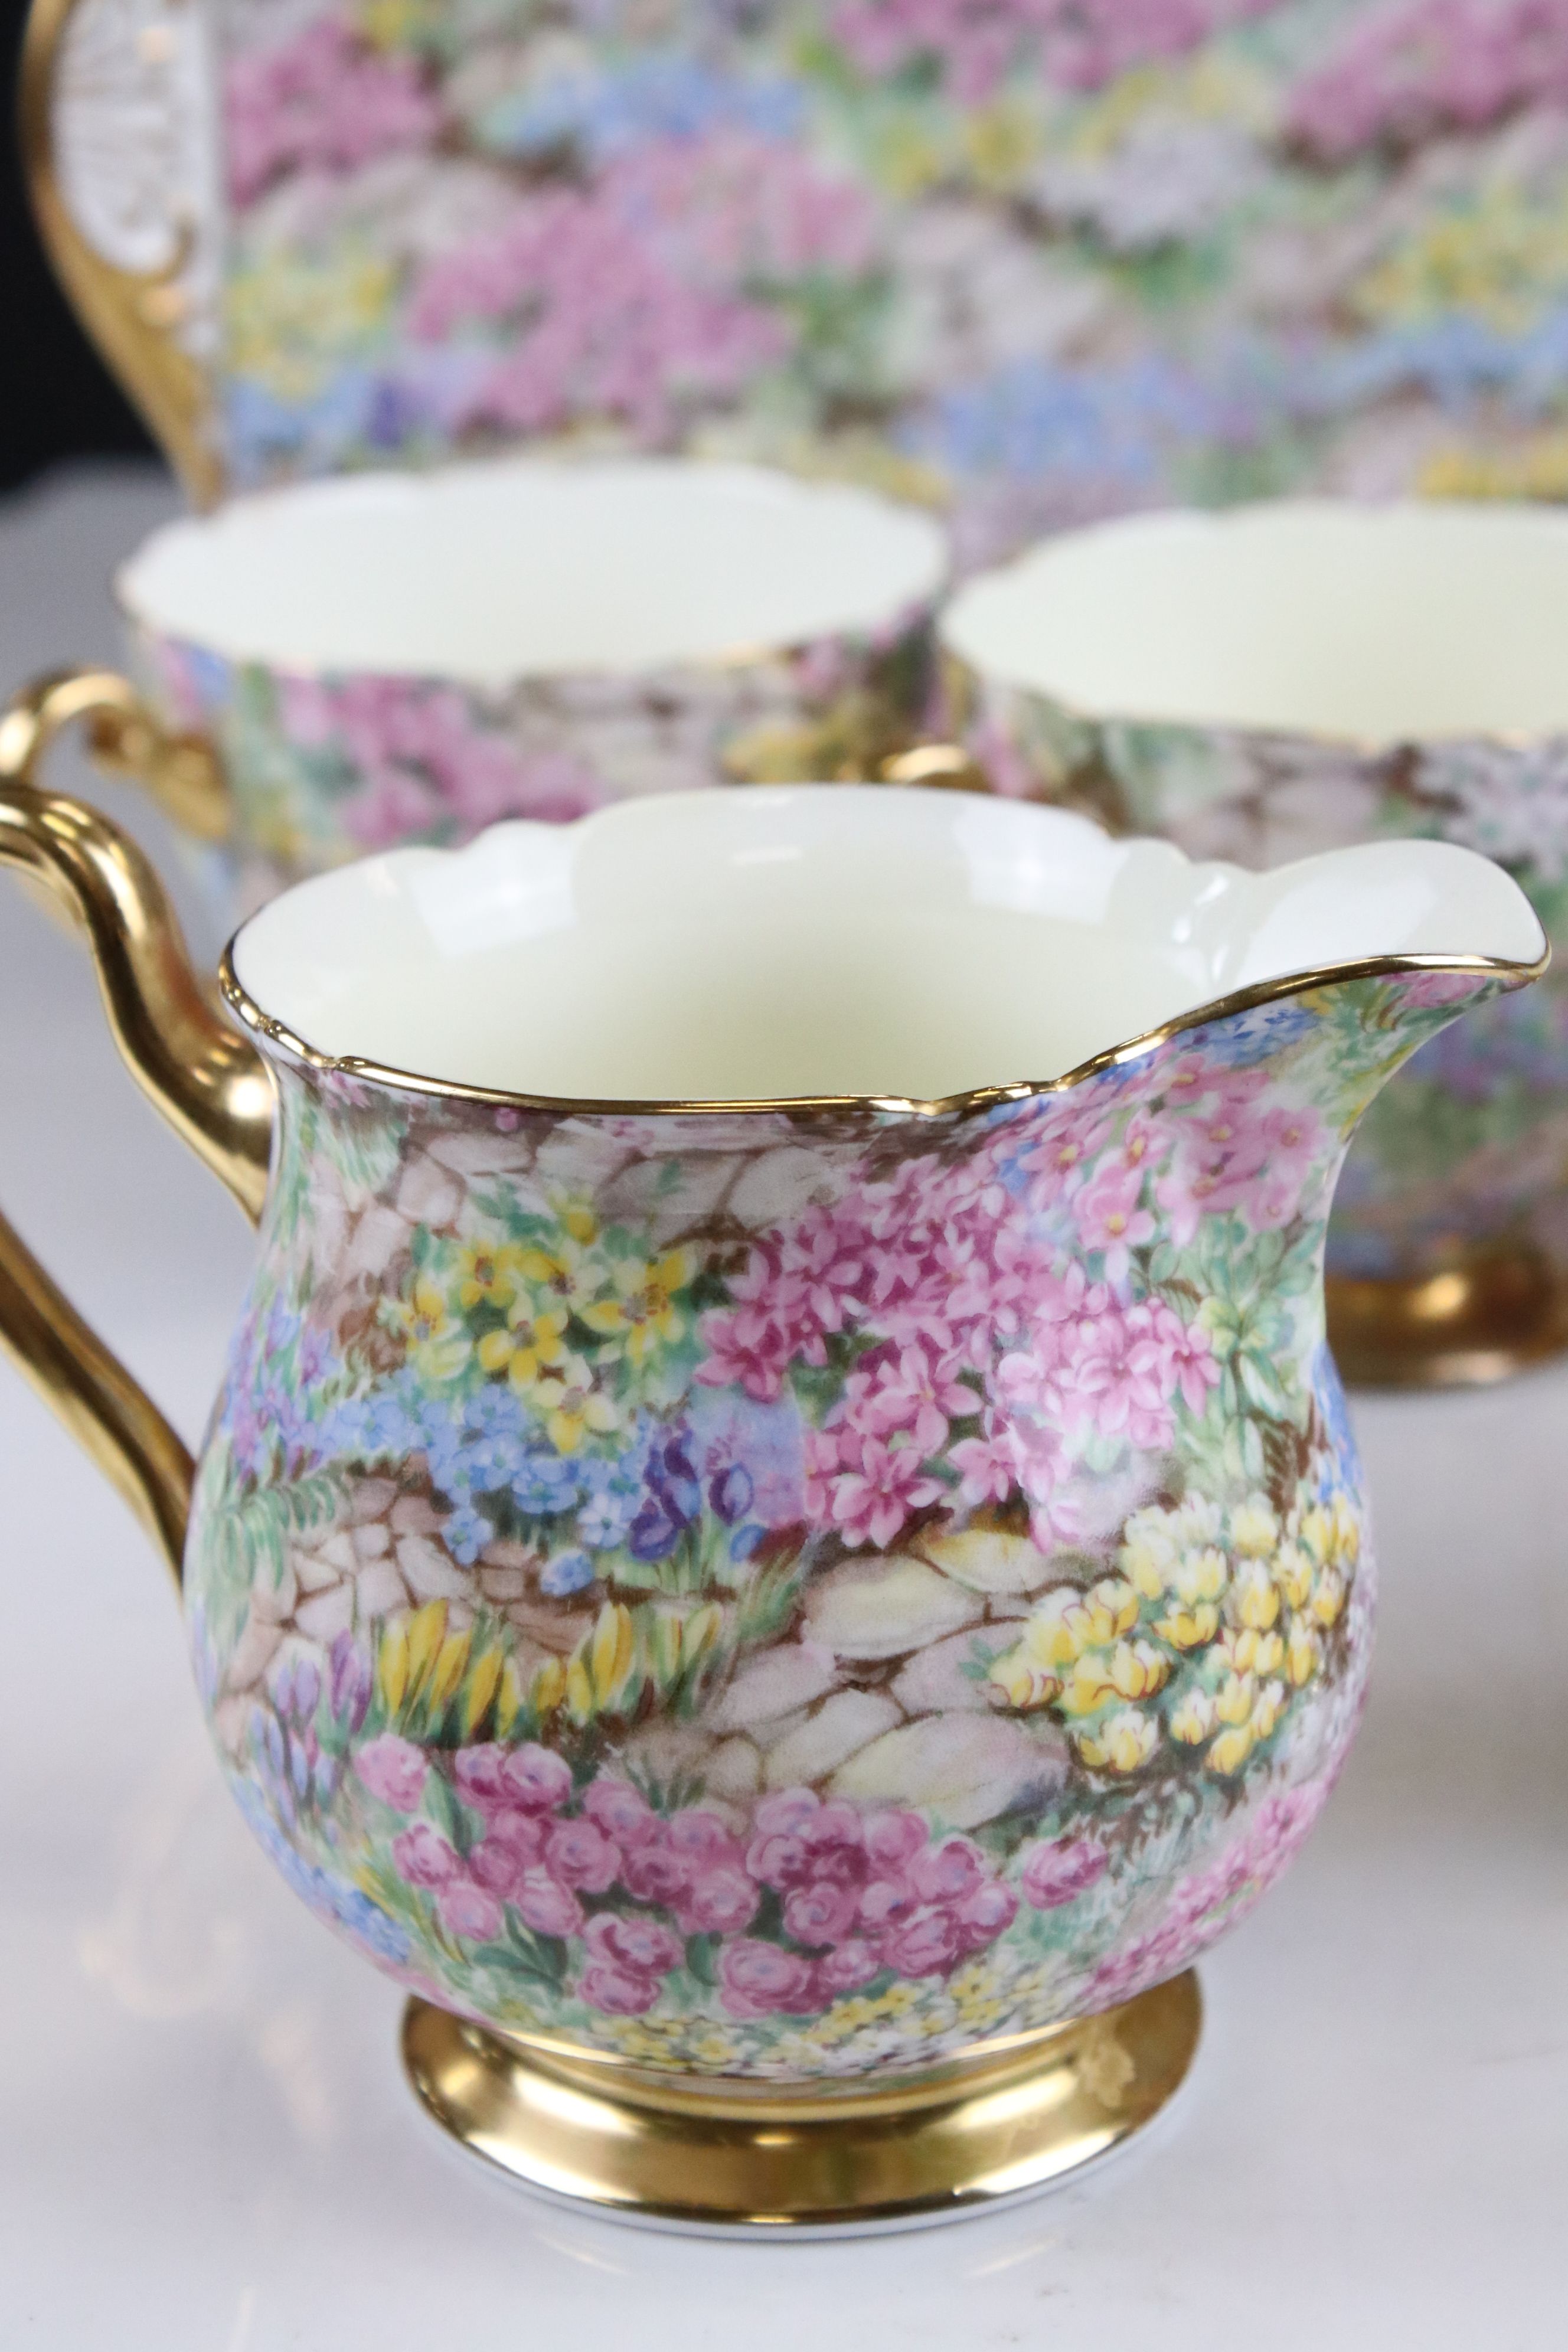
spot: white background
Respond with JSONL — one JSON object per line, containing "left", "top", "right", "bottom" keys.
{"left": 0, "top": 466, "right": 1564, "bottom": 2348}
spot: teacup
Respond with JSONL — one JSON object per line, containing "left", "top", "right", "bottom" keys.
{"left": 29, "top": 0, "right": 1568, "bottom": 553}
{"left": 20, "top": 456, "right": 946, "bottom": 916}
{"left": 940, "top": 498, "right": 1568, "bottom": 1389}
{"left": 0, "top": 764, "right": 1539, "bottom": 2225}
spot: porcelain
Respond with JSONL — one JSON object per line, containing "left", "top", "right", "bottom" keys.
{"left": 0, "top": 777, "right": 1541, "bottom": 2118}
{"left": 940, "top": 498, "right": 1568, "bottom": 1386}
{"left": 31, "top": 0, "right": 1568, "bottom": 547}
{"left": 105, "top": 456, "right": 946, "bottom": 913}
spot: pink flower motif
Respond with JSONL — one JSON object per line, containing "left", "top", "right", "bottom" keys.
{"left": 678, "top": 1866, "right": 760, "bottom": 1937}
{"left": 578, "top": 1961, "right": 660, "bottom": 2016}
{"left": 583, "top": 1779, "right": 658, "bottom": 1846}
{"left": 224, "top": 18, "right": 441, "bottom": 209}
{"left": 468, "top": 1841, "right": 525, "bottom": 1899}
{"left": 954, "top": 1877, "right": 1019, "bottom": 1952}
{"left": 880, "top": 1903, "right": 962, "bottom": 1978}
{"left": 1074, "top": 1164, "right": 1157, "bottom": 1280}
{"left": 1285, "top": 0, "right": 1568, "bottom": 165}
{"left": 436, "top": 1879, "right": 504, "bottom": 1944}
{"left": 391, "top": 1822, "right": 460, "bottom": 1889}
{"left": 818, "top": 1939, "right": 883, "bottom": 1995}
{"left": 668, "top": 1808, "right": 741, "bottom": 1867}
{"left": 620, "top": 1832, "right": 695, "bottom": 1907}
{"left": 583, "top": 1912, "right": 684, "bottom": 1978}
{"left": 1021, "top": 1837, "right": 1109, "bottom": 1910}
{"left": 783, "top": 1880, "right": 863, "bottom": 1946}
{"left": 864, "top": 1809, "right": 929, "bottom": 1874}
{"left": 910, "top": 1835, "right": 986, "bottom": 1905}
{"left": 720, "top": 1936, "right": 819, "bottom": 2019}
{"left": 806, "top": 1425, "right": 945, "bottom": 1550}
{"left": 354, "top": 1734, "right": 427, "bottom": 1814}
{"left": 545, "top": 1818, "right": 620, "bottom": 1893}
{"left": 485, "top": 1807, "right": 547, "bottom": 1861}
{"left": 513, "top": 1868, "right": 585, "bottom": 1940}
{"left": 453, "top": 1745, "right": 510, "bottom": 1810}
{"left": 501, "top": 1745, "right": 573, "bottom": 1812}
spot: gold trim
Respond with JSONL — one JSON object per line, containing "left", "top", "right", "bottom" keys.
{"left": 0, "top": 668, "right": 230, "bottom": 842}
{"left": 1327, "top": 1252, "right": 1568, "bottom": 1389}
{"left": 217, "top": 940, "right": 1549, "bottom": 1123}
{"left": 401, "top": 1972, "right": 1202, "bottom": 2229}
{"left": 19, "top": 0, "right": 221, "bottom": 506}
{"left": 0, "top": 753, "right": 273, "bottom": 1579}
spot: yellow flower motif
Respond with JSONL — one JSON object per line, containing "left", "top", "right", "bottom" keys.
{"left": 1276, "top": 1541, "right": 1314, "bottom": 1611}
{"left": 962, "top": 99, "right": 1038, "bottom": 191}
{"left": 1077, "top": 1707, "right": 1159, "bottom": 1773}
{"left": 580, "top": 1246, "right": 699, "bottom": 1368}
{"left": 1208, "top": 1723, "right": 1255, "bottom": 1775}
{"left": 519, "top": 1207, "right": 607, "bottom": 1313}
{"left": 456, "top": 1239, "right": 528, "bottom": 1312}
{"left": 1311, "top": 1566, "right": 1347, "bottom": 1628}
{"left": 1172, "top": 1494, "right": 1223, "bottom": 1549}
{"left": 1214, "top": 1671, "right": 1256, "bottom": 1726}
{"left": 1250, "top": 1680, "right": 1286, "bottom": 1742}
{"left": 1058, "top": 1649, "right": 1121, "bottom": 1717}
{"left": 476, "top": 1299, "right": 570, "bottom": 1394}
{"left": 1229, "top": 1495, "right": 1279, "bottom": 1556}
{"left": 1232, "top": 1560, "right": 1281, "bottom": 1631}
{"left": 1329, "top": 1498, "right": 1360, "bottom": 1568}
{"left": 1017, "top": 1585, "right": 1095, "bottom": 1670}
{"left": 1296, "top": 1505, "right": 1334, "bottom": 1566}
{"left": 1286, "top": 1618, "right": 1322, "bottom": 1688}
{"left": 1154, "top": 1600, "right": 1220, "bottom": 1650}
{"left": 1084, "top": 1577, "right": 1141, "bottom": 1643}
{"left": 531, "top": 1657, "right": 567, "bottom": 1717}
{"left": 566, "top": 1601, "right": 638, "bottom": 1723}
{"left": 1170, "top": 1688, "right": 1217, "bottom": 1744}
{"left": 1173, "top": 1545, "right": 1228, "bottom": 1605}
{"left": 387, "top": 1278, "right": 472, "bottom": 1383}
{"left": 1109, "top": 1638, "right": 1171, "bottom": 1700}
{"left": 987, "top": 1647, "right": 1061, "bottom": 1710}
{"left": 1121, "top": 1506, "right": 1180, "bottom": 1598}
{"left": 530, "top": 1355, "right": 620, "bottom": 1453}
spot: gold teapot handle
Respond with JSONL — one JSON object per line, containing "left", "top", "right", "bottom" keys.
{"left": 0, "top": 693, "right": 273, "bottom": 1585}
{"left": 19, "top": 0, "right": 222, "bottom": 506}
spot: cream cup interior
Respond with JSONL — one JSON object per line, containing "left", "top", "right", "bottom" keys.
{"left": 230, "top": 786, "right": 1542, "bottom": 1105}
{"left": 942, "top": 499, "right": 1568, "bottom": 743}
{"left": 118, "top": 458, "right": 948, "bottom": 683}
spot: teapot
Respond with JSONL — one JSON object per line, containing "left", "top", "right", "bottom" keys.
{"left": 0, "top": 755, "right": 1541, "bottom": 2229}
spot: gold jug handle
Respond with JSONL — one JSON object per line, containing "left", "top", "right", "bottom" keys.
{"left": 19, "top": 0, "right": 222, "bottom": 507}
{"left": 0, "top": 687, "right": 273, "bottom": 1584}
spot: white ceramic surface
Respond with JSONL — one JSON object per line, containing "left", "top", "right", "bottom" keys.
{"left": 1, "top": 468, "right": 1565, "bottom": 2347}
{"left": 119, "top": 458, "right": 949, "bottom": 682}
{"left": 942, "top": 499, "right": 1568, "bottom": 743}
{"left": 234, "top": 788, "right": 1544, "bottom": 1102}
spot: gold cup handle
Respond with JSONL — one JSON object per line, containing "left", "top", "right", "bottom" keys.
{"left": 19, "top": 0, "right": 222, "bottom": 505}
{"left": 0, "top": 685, "right": 273, "bottom": 1584}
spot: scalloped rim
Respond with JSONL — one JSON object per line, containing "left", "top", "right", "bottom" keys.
{"left": 218, "top": 940, "right": 1547, "bottom": 1123}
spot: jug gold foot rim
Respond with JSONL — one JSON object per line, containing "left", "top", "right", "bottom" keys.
{"left": 400, "top": 1970, "right": 1202, "bottom": 2234}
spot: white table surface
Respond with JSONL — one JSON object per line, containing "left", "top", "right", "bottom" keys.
{"left": 0, "top": 465, "right": 1564, "bottom": 2349}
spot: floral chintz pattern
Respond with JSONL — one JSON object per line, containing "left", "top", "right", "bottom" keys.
{"left": 187, "top": 961, "right": 1514, "bottom": 2079}
{"left": 133, "top": 604, "right": 935, "bottom": 905}
{"left": 951, "top": 676, "right": 1568, "bottom": 1289}
{"left": 217, "top": 1, "right": 1568, "bottom": 554}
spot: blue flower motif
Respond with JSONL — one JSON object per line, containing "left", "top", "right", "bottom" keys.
{"left": 478, "top": 57, "right": 805, "bottom": 165}
{"left": 1197, "top": 998, "right": 1321, "bottom": 1070}
{"left": 443, "top": 1502, "right": 491, "bottom": 1565}
{"left": 540, "top": 1548, "right": 596, "bottom": 1597}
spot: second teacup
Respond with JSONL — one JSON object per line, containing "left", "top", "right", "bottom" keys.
{"left": 939, "top": 498, "right": 1568, "bottom": 1388}
{"left": 29, "top": 455, "right": 947, "bottom": 919}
